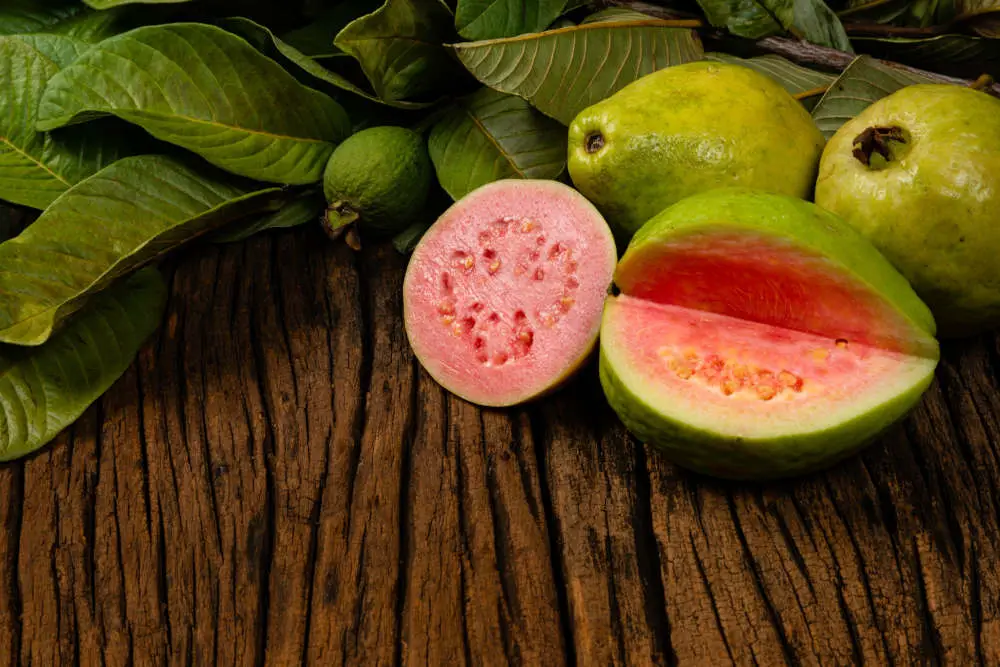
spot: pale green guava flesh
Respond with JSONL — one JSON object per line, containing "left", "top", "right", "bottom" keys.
{"left": 600, "top": 188, "right": 939, "bottom": 480}
{"left": 815, "top": 84, "right": 1000, "bottom": 337}
{"left": 567, "top": 61, "right": 825, "bottom": 246}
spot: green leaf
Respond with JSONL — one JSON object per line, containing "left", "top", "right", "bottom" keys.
{"left": 46, "top": 6, "right": 135, "bottom": 43}
{"left": 335, "top": 0, "right": 466, "bottom": 102}
{"left": 83, "top": 0, "right": 193, "bottom": 8}
{"left": 695, "top": 0, "right": 780, "bottom": 37}
{"left": 225, "top": 17, "right": 433, "bottom": 110}
{"left": 704, "top": 53, "right": 834, "bottom": 108}
{"left": 456, "top": 0, "right": 567, "bottom": 40}
{"left": 392, "top": 219, "right": 432, "bottom": 254}
{"left": 851, "top": 35, "right": 1000, "bottom": 79}
{"left": 0, "top": 267, "right": 166, "bottom": 462}
{"left": 0, "top": 34, "right": 141, "bottom": 209}
{"left": 0, "top": 0, "right": 81, "bottom": 35}
{"left": 697, "top": 0, "right": 853, "bottom": 50}
{"left": 811, "top": 55, "right": 935, "bottom": 138}
{"left": 428, "top": 88, "right": 567, "bottom": 200}
{"left": 282, "top": 0, "right": 384, "bottom": 56}
{"left": 36, "top": 23, "right": 351, "bottom": 185}
{"left": 212, "top": 189, "right": 326, "bottom": 243}
{"left": 453, "top": 19, "right": 704, "bottom": 125}
{"left": 0, "top": 155, "right": 283, "bottom": 346}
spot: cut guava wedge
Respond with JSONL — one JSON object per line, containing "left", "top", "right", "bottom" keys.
{"left": 404, "top": 179, "right": 617, "bottom": 407}
{"left": 600, "top": 188, "right": 940, "bottom": 480}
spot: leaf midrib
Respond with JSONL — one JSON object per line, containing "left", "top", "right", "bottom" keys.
{"left": 0, "top": 136, "right": 72, "bottom": 186}
{"left": 40, "top": 109, "right": 332, "bottom": 144}
{"left": 451, "top": 18, "right": 688, "bottom": 48}
{"left": 465, "top": 107, "right": 526, "bottom": 177}
{"left": 1, "top": 187, "right": 279, "bottom": 344}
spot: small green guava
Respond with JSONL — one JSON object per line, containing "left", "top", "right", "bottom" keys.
{"left": 322, "top": 126, "right": 432, "bottom": 243}
{"left": 567, "top": 61, "right": 826, "bottom": 245}
{"left": 815, "top": 84, "right": 1000, "bottom": 337}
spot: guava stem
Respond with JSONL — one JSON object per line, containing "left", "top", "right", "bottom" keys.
{"left": 969, "top": 74, "right": 995, "bottom": 91}
{"left": 852, "top": 126, "right": 906, "bottom": 166}
{"left": 322, "top": 202, "right": 360, "bottom": 242}
{"left": 792, "top": 85, "right": 830, "bottom": 101}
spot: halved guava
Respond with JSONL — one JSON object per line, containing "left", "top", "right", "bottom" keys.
{"left": 601, "top": 188, "right": 940, "bottom": 480}
{"left": 404, "top": 179, "right": 617, "bottom": 407}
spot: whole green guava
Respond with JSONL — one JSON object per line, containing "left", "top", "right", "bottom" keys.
{"left": 322, "top": 125, "right": 432, "bottom": 240}
{"left": 815, "top": 84, "right": 1000, "bottom": 337}
{"left": 567, "top": 61, "right": 826, "bottom": 245}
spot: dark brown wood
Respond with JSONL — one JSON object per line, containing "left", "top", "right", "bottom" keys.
{"left": 1, "top": 226, "right": 999, "bottom": 665}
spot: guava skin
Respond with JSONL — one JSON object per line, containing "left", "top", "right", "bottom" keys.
{"left": 599, "top": 344, "right": 934, "bottom": 481}
{"left": 323, "top": 125, "right": 432, "bottom": 237}
{"left": 815, "top": 84, "right": 1000, "bottom": 337}
{"left": 567, "top": 61, "right": 826, "bottom": 245}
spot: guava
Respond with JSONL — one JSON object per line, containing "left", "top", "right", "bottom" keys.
{"left": 815, "top": 84, "right": 1000, "bottom": 337}
{"left": 322, "top": 126, "right": 432, "bottom": 244}
{"left": 600, "top": 188, "right": 940, "bottom": 480}
{"left": 403, "top": 179, "right": 616, "bottom": 407}
{"left": 567, "top": 61, "right": 826, "bottom": 246}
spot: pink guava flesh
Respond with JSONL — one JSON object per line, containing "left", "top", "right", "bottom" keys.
{"left": 404, "top": 180, "right": 616, "bottom": 407}
{"left": 617, "top": 232, "right": 925, "bottom": 354}
{"left": 604, "top": 295, "right": 928, "bottom": 432}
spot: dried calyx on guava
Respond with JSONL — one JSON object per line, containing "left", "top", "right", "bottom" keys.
{"left": 600, "top": 188, "right": 940, "bottom": 481}
{"left": 322, "top": 125, "right": 432, "bottom": 248}
{"left": 567, "top": 61, "right": 825, "bottom": 247}
{"left": 403, "top": 179, "right": 616, "bottom": 407}
{"left": 815, "top": 84, "right": 1000, "bottom": 337}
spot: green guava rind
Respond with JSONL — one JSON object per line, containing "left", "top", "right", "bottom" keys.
{"left": 603, "top": 188, "right": 941, "bottom": 480}
{"left": 567, "top": 61, "right": 826, "bottom": 245}
{"left": 621, "top": 187, "right": 938, "bottom": 349}
{"left": 323, "top": 125, "right": 432, "bottom": 237}
{"left": 599, "top": 324, "right": 936, "bottom": 480}
{"left": 815, "top": 84, "right": 1000, "bottom": 338}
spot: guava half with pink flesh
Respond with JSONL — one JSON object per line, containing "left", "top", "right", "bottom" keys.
{"left": 404, "top": 179, "right": 616, "bottom": 407}
{"left": 601, "top": 188, "right": 940, "bottom": 480}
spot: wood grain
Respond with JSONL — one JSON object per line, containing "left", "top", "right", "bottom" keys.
{"left": 0, "top": 224, "right": 998, "bottom": 665}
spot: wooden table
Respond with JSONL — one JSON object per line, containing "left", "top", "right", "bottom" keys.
{"left": 1, "top": 226, "right": 997, "bottom": 665}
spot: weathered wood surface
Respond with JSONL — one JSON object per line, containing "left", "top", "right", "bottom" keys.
{"left": 1, "top": 225, "right": 998, "bottom": 666}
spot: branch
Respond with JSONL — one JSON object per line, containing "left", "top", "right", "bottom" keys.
{"left": 755, "top": 36, "right": 1000, "bottom": 96}
{"left": 599, "top": 0, "right": 1000, "bottom": 97}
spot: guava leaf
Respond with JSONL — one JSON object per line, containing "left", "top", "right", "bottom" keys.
{"left": 0, "top": 0, "right": 81, "bottom": 35}
{"left": 456, "top": 0, "right": 568, "bottom": 40}
{"left": 810, "top": 55, "right": 936, "bottom": 138}
{"left": 0, "top": 155, "right": 283, "bottom": 347}
{"left": 0, "top": 34, "right": 144, "bottom": 209}
{"left": 851, "top": 35, "right": 1000, "bottom": 79}
{"left": 83, "top": 0, "right": 193, "bottom": 8}
{"left": 697, "top": 0, "right": 852, "bottom": 50}
{"left": 35, "top": 23, "right": 351, "bottom": 185}
{"left": 46, "top": 6, "right": 136, "bottom": 43}
{"left": 225, "top": 17, "right": 434, "bottom": 110}
{"left": 334, "top": 0, "right": 466, "bottom": 102}
{"left": 211, "top": 189, "right": 326, "bottom": 243}
{"left": 282, "top": 0, "right": 384, "bottom": 56}
{"left": 428, "top": 88, "right": 567, "bottom": 200}
{"left": 0, "top": 267, "right": 166, "bottom": 462}
{"left": 453, "top": 19, "right": 704, "bottom": 125}
{"left": 704, "top": 53, "right": 835, "bottom": 108}
{"left": 837, "top": 0, "right": 913, "bottom": 24}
